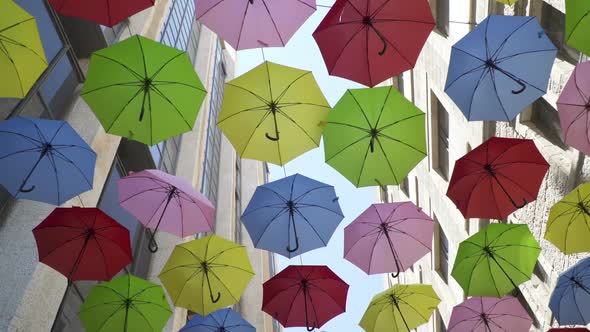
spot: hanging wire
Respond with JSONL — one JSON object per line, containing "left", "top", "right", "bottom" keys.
{"left": 316, "top": 4, "right": 332, "bottom": 8}
{"left": 449, "top": 20, "right": 477, "bottom": 26}
{"left": 282, "top": 165, "right": 287, "bottom": 178}
{"left": 261, "top": 48, "right": 266, "bottom": 62}
{"left": 299, "top": 254, "right": 303, "bottom": 265}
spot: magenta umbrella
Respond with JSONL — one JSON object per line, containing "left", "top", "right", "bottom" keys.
{"left": 557, "top": 60, "right": 590, "bottom": 156}
{"left": 118, "top": 169, "right": 215, "bottom": 252}
{"left": 448, "top": 296, "right": 532, "bottom": 332}
{"left": 344, "top": 202, "right": 434, "bottom": 277}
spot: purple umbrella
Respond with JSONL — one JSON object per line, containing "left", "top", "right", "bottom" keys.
{"left": 344, "top": 202, "right": 434, "bottom": 277}
{"left": 448, "top": 296, "right": 532, "bottom": 332}
{"left": 118, "top": 169, "right": 215, "bottom": 252}
{"left": 557, "top": 60, "right": 590, "bottom": 156}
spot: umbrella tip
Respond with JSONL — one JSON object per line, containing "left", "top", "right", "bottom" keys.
{"left": 318, "top": 121, "right": 327, "bottom": 128}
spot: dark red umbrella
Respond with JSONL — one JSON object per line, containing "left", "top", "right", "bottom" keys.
{"left": 312, "top": 0, "right": 434, "bottom": 87}
{"left": 48, "top": 0, "right": 155, "bottom": 27}
{"left": 262, "top": 265, "right": 349, "bottom": 331}
{"left": 447, "top": 137, "right": 549, "bottom": 220}
{"left": 548, "top": 329, "right": 590, "bottom": 332}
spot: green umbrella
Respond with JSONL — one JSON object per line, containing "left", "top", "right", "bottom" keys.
{"left": 323, "top": 86, "right": 426, "bottom": 187}
{"left": 79, "top": 274, "right": 172, "bottom": 332}
{"left": 82, "top": 35, "right": 207, "bottom": 145}
{"left": 451, "top": 223, "right": 541, "bottom": 297}
{"left": 566, "top": 0, "right": 590, "bottom": 56}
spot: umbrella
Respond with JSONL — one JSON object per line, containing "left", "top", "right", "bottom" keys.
{"left": 445, "top": 15, "right": 557, "bottom": 121}
{"left": 81, "top": 35, "right": 207, "bottom": 145}
{"left": 359, "top": 284, "right": 440, "bottom": 332}
{"left": 549, "top": 257, "right": 590, "bottom": 325}
{"left": 548, "top": 329, "right": 590, "bottom": 332}
{"left": 79, "top": 274, "right": 172, "bottom": 332}
{"left": 195, "top": 0, "right": 315, "bottom": 50}
{"left": 344, "top": 202, "right": 434, "bottom": 277}
{"left": 159, "top": 235, "right": 254, "bottom": 316}
{"left": 312, "top": 0, "right": 434, "bottom": 87}
{"left": 48, "top": 0, "right": 155, "bottom": 27}
{"left": 566, "top": 0, "right": 590, "bottom": 57}
{"left": 118, "top": 169, "right": 215, "bottom": 253}
{"left": 0, "top": 117, "right": 96, "bottom": 206}
{"left": 0, "top": 0, "right": 47, "bottom": 98}
{"left": 217, "top": 61, "right": 330, "bottom": 165}
{"left": 241, "top": 173, "right": 343, "bottom": 258}
{"left": 447, "top": 137, "right": 549, "bottom": 220}
{"left": 497, "top": 0, "right": 517, "bottom": 4}
{"left": 180, "top": 308, "right": 255, "bottom": 332}
{"left": 448, "top": 296, "right": 532, "bottom": 332}
{"left": 451, "top": 223, "right": 541, "bottom": 297}
{"left": 262, "top": 265, "right": 349, "bottom": 331}
{"left": 323, "top": 86, "right": 426, "bottom": 187}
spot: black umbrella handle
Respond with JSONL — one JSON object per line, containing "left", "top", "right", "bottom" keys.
{"left": 286, "top": 211, "right": 300, "bottom": 253}
{"left": 489, "top": 173, "right": 528, "bottom": 210}
{"left": 146, "top": 228, "right": 159, "bottom": 253}
{"left": 511, "top": 80, "right": 526, "bottom": 94}
{"left": 383, "top": 228, "right": 402, "bottom": 278}
{"left": 393, "top": 301, "right": 411, "bottom": 332}
{"left": 204, "top": 269, "right": 221, "bottom": 303}
{"left": 265, "top": 132, "right": 280, "bottom": 141}
{"left": 303, "top": 286, "right": 317, "bottom": 331}
{"left": 18, "top": 147, "right": 50, "bottom": 193}
{"left": 266, "top": 108, "right": 280, "bottom": 141}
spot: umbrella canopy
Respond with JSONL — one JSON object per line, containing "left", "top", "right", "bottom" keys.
{"left": 79, "top": 274, "right": 172, "bottom": 332}
{"left": 0, "top": 0, "right": 47, "bottom": 98}
{"left": 159, "top": 235, "right": 254, "bottom": 316}
{"left": 312, "top": 0, "right": 434, "bottom": 87}
{"left": 445, "top": 15, "right": 557, "bottom": 121}
{"left": 451, "top": 223, "right": 541, "bottom": 297}
{"left": 0, "top": 117, "right": 96, "bottom": 205}
{"left": 32, "top": 207, "right": 132, "bottom": 281}
{"left": 557, "top": 61, "right": 590, "bottom": 156}
{"left": 217, "top": 61, "right": 330, "bottom": 166}
{"left": 550, "top": 257, "right": 590, "bottom": 325}
{"left": 48, "top": 0, "right": 155, "bottom": 27}
{"left": 566, "top": 0, "right": 590, "bottom": 56}
{"left": 323, "top": 86, "right": 426, "bottom": 187}
{"left": 82, "top": 35, "right": 207, "bottom": 145}
{"left": 448, "top": 296, "right": 532, "bottom": 332}
{"left": 241, "top": 173, "right": 343, "bottom": 258}
{"left": 497, "top": 0, "right": 517, "bottom": 4}
{"left": 359, "top": 284, "right": 440, "bottom": 332}
{"left": 548, "top": 329, "right": 590, "bottom": 332}
{"left": 344, "top": 202, "right": 433, "bottom": 277}
{"left": 118, "top": 169, "right": 215, "bottom": 253}
{"left": 447, "top": 137, "right": 549, "bottom": 220}
{"left": 262, "top": 265, "right": 349, "bottom": 331}
{"left": 180, "top": 308, "right": 255, "bottom": 332}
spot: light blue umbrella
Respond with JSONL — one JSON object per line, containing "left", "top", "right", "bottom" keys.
{"left": 445, "top": 15, "right": 557, "bottom": 121}
{"left": 549, "top": 257, "right": 590, "bottom": 325}
{"left": 241, "top": 173, "right": 344, "bottom": 258}
{"left": 180, "top": 308, "right": 255, "bottom": 332}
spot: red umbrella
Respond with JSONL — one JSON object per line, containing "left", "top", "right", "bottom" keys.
{"left": 262, "top": 265, "right": 349, "bottom": 331}
{"left": 447, "top": 137, "right": 549, "bottom": 220}
{"left": 48, "top": 0, "right": 155, "bottom": 27}
{"left": 312, "top": 0, "right": 434, "bottom": 87}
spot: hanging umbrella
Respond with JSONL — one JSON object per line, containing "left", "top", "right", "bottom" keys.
{"left": 359, "top": 284, "right": 440, "bottom": 332}
{"left": 82, "top": 35, "right": 207, "bottom": 145}
{"left": 451, "top": 223, "right": 541, "bottom": 297}
{"left": 118, "top": 169, "right": 215, "bottom": 253}
{"left": 549, "top": 257, "right": 590, "bottom": 325}
{"left": 79, "top": 274, "right": 172, "bottom": 332}
{"left": 447, "top": 137, "right": 549, "bottom": 220}
{"left": 497, "top": 0, "right": 517, "bottom": 4}
{"left": 448, "top": 296, "right": 532, "bottom": 332}
{"left": 262, "top": 265, "right": 349, "bottom": 331}
{"left": 323, "top": 86, "right": 426, "bottom": 187}
{"left": 241, "top": 173, "right": 343, "bottom": 258}
{"left": 180, "top": 308, "right": 255, "bottom": 332}
{"left": 217, "top": 61, "right": 330, "bottom": 165}
{"left": 312, "top": 0, "right": 434, "bottom": 87}
{"left": 343, "top": 202, "right": 433, "bottom": 277}
{"left": 445, "top": 15, "right": 557, "bottom": 121}
{"left": 0, "top": 0, "right": 47, "bottom": 98}
{"left": 548, "top": 329, "right": 590, "bottom": 332}
{"left": 557, "top": 61, "right": 590, "bottom": 156}
{"left": 566, "top": 0, "right": 590, "bottom": 57}
{"left": 159, "top": 235, "right": 254, "bottom": 316}
{"left": 48, "top": 0, "right": 155, "bottom": 27}
{"left": 0, "top": 117, "right": 96, "bottom": 206}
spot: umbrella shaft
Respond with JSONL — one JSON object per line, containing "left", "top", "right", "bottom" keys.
{"left": 383, "top": 229, "right": 402, "bottom": 274}
{"left": 392, "top": 301, "right": 411, "bottom": 332}
{"left": 18, "top": 149, "right": 49, "bottom": 193}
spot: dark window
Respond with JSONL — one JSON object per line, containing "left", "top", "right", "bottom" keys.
{"left": 436, "top": 96, "right": 449, "bottom": 180}
{"left": 438, "top": 310, "right": 448, "bottom": 332}
{"left": 530, "top": 98, "right": 568, "bottom": 150}
{"left": 541, "top": 3, "right": 580, "bottom": 65}
{"left": 414, "top": 177, "right": 420, "bottom": 207}
{"left": 436, "top": 0, "right": 449, "bottom": 36}
{"left": 534, "top": 261, "right": 548, "bottom": 283}
{"left": 515, "top": 289, "right": 540, "bottom": 328}
{"left": 234, "top": 154, "right": 242, "bottom": 244}
{"left": 400, "top": 177, "right": 409, "bottom": 196}
{"left": 435, "top": 216, "right": 449, "bottom": 283}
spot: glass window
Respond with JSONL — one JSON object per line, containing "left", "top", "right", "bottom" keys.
{"left": 530, "top": 98, "right": 568, "bottom": 150}
{"left": 431, "top": 0, "right": 449, "bottom": 37}
{"left": 435, "top": 95, "right": 449, "bottom": 180}
{"left": 435, "top": 216, "right": 449, "bottom": 283}
{"left": 400, "top": 177, "right": 409, "bottom": 197}
{"left": 541, "top": 3, "right": 580, "bottom": 65}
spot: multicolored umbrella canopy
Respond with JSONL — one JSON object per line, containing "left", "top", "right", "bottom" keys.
{"left": 445, "top": 15, "right": 557, "bottom": 121}
{"left": 180, "top": 308, "right": 255, "bottom": 332}
{"left": 0, "top": 117, "right": 96, "bottom": 205}
{"left": 217, "top": 61, "right": 330, "bottom": 165}
{"left": 557, "top": 61, "right": 590, "bottom": 156}
{"left": 262, "top": 265, "right": 349, "bottom": 331}
{"left": 549, "top": 257, "right": 590, "bottom": 325}
{"left": 451, "top": 223, "right": 541, "bottom": 297}
{"left": 323, "top": 86, "right": 426, "bottom": 187}
{"left": 82, "top": 35, "right": 207, "bottom": 145}
{"left": 79, "top": 274, "right": 172, "bottom": 332}
{"left": 344, "top": 202, "right": 433, "bottom": 277}
{"left": 448, "top": 296, "right": 532, "bottom": 332}
{"left": 312, "top": 0, "right": 434, "bottom": 87}
{"left": 447, "top": 137, "right": 549, "bottom": 220}
{"left": 241, "top": 173, "right": 343, "bottom": 258}
{"left": 48, "top": 0, "right": 155, "bottom": 27}
{"left": 359, "top": 284, "right": 440, "bottom": 332}
{"left": 159, "top": 235, "right": 254, "bottom": 316}
{"left": 566, "top": 0, "right": 590, "bottom": 56}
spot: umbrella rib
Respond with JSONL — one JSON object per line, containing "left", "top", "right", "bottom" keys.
{"left": 343, "top": 228, "right": 381, "bottom": 257}
{"left": 343, "top": 0, "right": 365, "bottom": 17}
{"left": 276, "top": 108, "right": 321, "bottom": 145}
{"left": 0, "top": 147, "right": 43, "bottom": 160}
{"left": 0, "top": 34, "right": 47, "bottom": 63}
{"left": 377, "top": 132, "right": 427, "bottom": 155}
{"left": 372, "top": 18, "right": 435, "bottom": 25}
{"left": 355, "top": 136, "right": 372, "bottom": 186}
{"left": 326, "top": 122, "right": 370, "bottom": 132}
{"left": 495, "top": 48, "right": 558, "bottom": 63}
{"left": 278, "top": 102, "right": 331, "bottom": 109}
{"left": 305, "top": 285, "right": 322, "bottom": 328}
{"left": 365, "top": 28, "right": 373, "bottom": 86}
{"left": 565, "top": 10, "right": 590, "bottom": 43}
{"left": 463, "top": 252, "right": 489, "bottom": 295}
{"left": 0, "top": 130, "right": 43, "bottom": 145}
{"left": 347, "top": 90, "right": 374, "bottom": 129}
{"left": 325, "top": 135, "right": 370, "bottom": 162}
{"left": 376, "top": 113, "right": 426, "bottom": 132}
{"left": 216, "top": 105, "right": 270, "bottom": 125}
{"left": 493, "top": 254, "right": 535, "bottom": 280}
{"left": 374, "top": 137, "right": 400, "bottom": 184}
{"left": 93, "top": 304, "right": 126, "bottom": 332}
{"left": 235, "top": 2, "right": 251, "bottom": 50}
{"left": 94, "top": 233, "right": 133, "bottom": 260}
{"left": 258, "top": 186, "right": 289, "bottom": 202}
{"left": 293, "top": 185, "right": 334, "bottom": 203}
{"left": 0, "top": 40, "right": 24, "bottom": 96}
{"left": 374, "top": 86, "right": 394, "bottom": 128}
{"left": 207, "top": 263, "right": 255, "bottom": 275}
{"left": 79, "top": 300, "right": 125, "bottom": 312}
{"left": 149, "top": 52, "right": 185, "bottom": 81}
{"left": 293, "top": 209, "right": 328, "bottom": 245}
{"left": 239, "top": 111, "right": 273, "bottom": 156}
{"left": 307, "top": 283, "right": 346, "bottom": 311}
{"left": 280, "top": 285, "right": 304, "bottom": 326}
{"left": 241, "top": 204, "right": 284, "bottom": 218}
{"left": 104, "top": 86, "right": 146, "bottom": 132}
{"left": 50, "top": 149, "right": 94, "bottom": 188}
{"left": 207, "top": 269, "right": 240, "bottom": 301}
{"left": 128, "top": 305, "right": 156, "bottom": 332}
{"left": 327, "top": 26, "right": 366, "bottom": 73}
{"left": 118, "top": 186, "right": 165, "bottom": 204}
{"left": 490, "top": 17, "right": 536, "bottom": 60}
{"left": 0, "top": 17, "right": 36, "bottom": 34}
{"left": 493, "top": 171, "right": 536, "bottom": 199}
{"left": 81, "top": 81, "right": 144, "bottom": 95}
{"left": 488, "top": 69, "right": 512, "bottom": 121}
{"left": 274, "top": 71, "right": 312, "bottom": 103}
{"left": 296, "top": 203, "right": 343, "bottom": 217}
{"left": 466, "top": 68, "right": 491, "bottom": 121}
{"left": 150, "top": 85, "right": 193, "bottom": 129}
{"left": 366, "top": 230, "right": 384, "bottom": 274}
{"left": 486, "top": 252, "right": 503, "bottom": 296}
{"left": 562, "top": 106, "right": 589, "bottom": 141}
{"left": 368, "top": 25, "right": 414, "bottom": 67}
{"left": 92, "top": 236, "right": 112, "bottom": 280}
{"left": 444, "top": 52, "right": 487, "bottom": 90}
{"left": 94, "top": 54, "right": 144, "bottom": 81}
{"left": 45, "top": 152, "right": 62, "bottom": 204}
{"left": 389, "top": 228, "right": 432, "bottom": 250}
{"left": 207, "top": 245, "right": 245, "bottom": 263}
{"left": 53, "top": 144, "right": 96, "bottom": 155}
{"left": 24, "top": 117, "right": 49, "bottom": 142}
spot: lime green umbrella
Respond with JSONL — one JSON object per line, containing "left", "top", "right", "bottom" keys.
{"left": 566, "top": 0, "right": 590, "bottom": 56}
{"left": 0, "top": 0, "right": 47, "bottom": 98}
{"left": 159, "top": 234, "right": 254, "bottom": 316}
{"left": 79, "top": 274, "right": 172, "bottom": 332}
{"left": 497, "top": 0, "right": 517, "bottom": 5}
{"left": 217, "top": 61, "right": 330, "bottom": 165}
{"left": 323, "top": 86, "right": 426, "bottom": 187}
{"left": 359, "top": 284, "right": 440, "bottom": 332}
{"left": 452, "top": 223, "right": 541, "bottom": 297}
{"left": 82, "top": 35, "right": 207, "bottom": 145}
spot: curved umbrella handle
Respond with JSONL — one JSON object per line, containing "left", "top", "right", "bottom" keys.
{"left": 512, "top": 198, "right": 528, "bottom": 209}
{"left": 511, "top": 80, "right": 526, "bottom": 94}
{"left": 210, "top": 291, "right": 221, "bottom": 303}
{"left": 286, "top": 234, "right": 299, "bottom": 253}
{"left": 265, "top": 132, "right": 279, "bottom": 141}
{"left": 306, "top": 324, "right": 317, "bottom": 332}
{"left": 146, "top": 229, "right": 159, "bottom": 253}
{"left": 378, "top": 38, "right": 387, "bottom": 56}
{"left": 19, "top": 184, "right": 36, "bottom": 193}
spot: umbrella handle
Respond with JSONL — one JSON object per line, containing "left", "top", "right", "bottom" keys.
{"left": 286, "top": 235, "right": 299, "bottom": 252}
{"left": 19, "top": 184, "right": 36, "bottom": 193}
{"left": 511, "top": 80, "right": 526, "bottom": 94}
{"left": 306, "top": 325, "right": 317, "bottom": 332}
{"left": 265, "top": 132, "right": 279, "bottom": 141}
{"left": 512, "top": 198, "right": 527, "bottom": 209}
{"left": 210, "top": 291, "right": 221, "bottom": 303}
{"left": 204, "top": 269, "right": 222, "bottom": 303}
{"left": 146, "top": 229, "right": 159, "bottom": 253}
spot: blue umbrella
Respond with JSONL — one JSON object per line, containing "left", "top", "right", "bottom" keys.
{"left": 242, "top": 173, "right": 344, "bottom": 258}
{"left": 445, "top": 15, "right": 557, "bottom": 121}
{"left": 0, "top": 117, "right": 96, "bottom": 205}
{"left": 180, "top": 308, "right": 255, "bottom": 332}
{"left": 549, "top": 257, "right": 590, "bottom": 325}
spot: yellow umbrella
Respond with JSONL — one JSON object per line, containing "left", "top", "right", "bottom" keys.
{"left": 497, "top": 0, "right": 517, "bottom": 4}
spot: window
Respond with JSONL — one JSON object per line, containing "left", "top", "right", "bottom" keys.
{"left": 435, "top": 216, "right": 449, "bottom": 283}
{"left": 414, "top": 177, "right": 420, "bottom": 207}
{"left": 434, "top": 94, "right": 449, "bottom": 180}
{"left": 159, "top": 0, "right": 201, "bottom": 64}
{"left": 431, "top": 0, "right": 449, "bottom": 36}
{"left": 541, "top": 3, "right": 580, "bottom": 65}
{"left": 515, "top": 290, "right": 540, "bottom": 328}
{"left": 400, "top": 177, "right": 410, "bottom": 197}
{"left": 529, "top": 98, "right": 568, "bottom": 150}
{"left": 533, "top": 261, "right": 548, "bottom": 283}
{"left": 234, "top": 154, "right": 242, "bottom": 244}
{"left": 149, "top": 136, "right": 181, "bottom": 173}
{"left": 437, "top": 310, "right": 448, "bottom": 332}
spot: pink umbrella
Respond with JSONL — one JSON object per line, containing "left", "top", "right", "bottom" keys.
{"left": 448, "top": 296, "right": 532, "bottom": 332}
{"left": 557, "top": 61, "right": 590, "bottom": 156}
{"left": 195, "top": 0, "right": 316, "bottom": 50}
{"left": 118, "top": 169, "right": 215, "bottom": 252}
{"left": 344, "top": 202, "right": 433, "bottom": 277}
